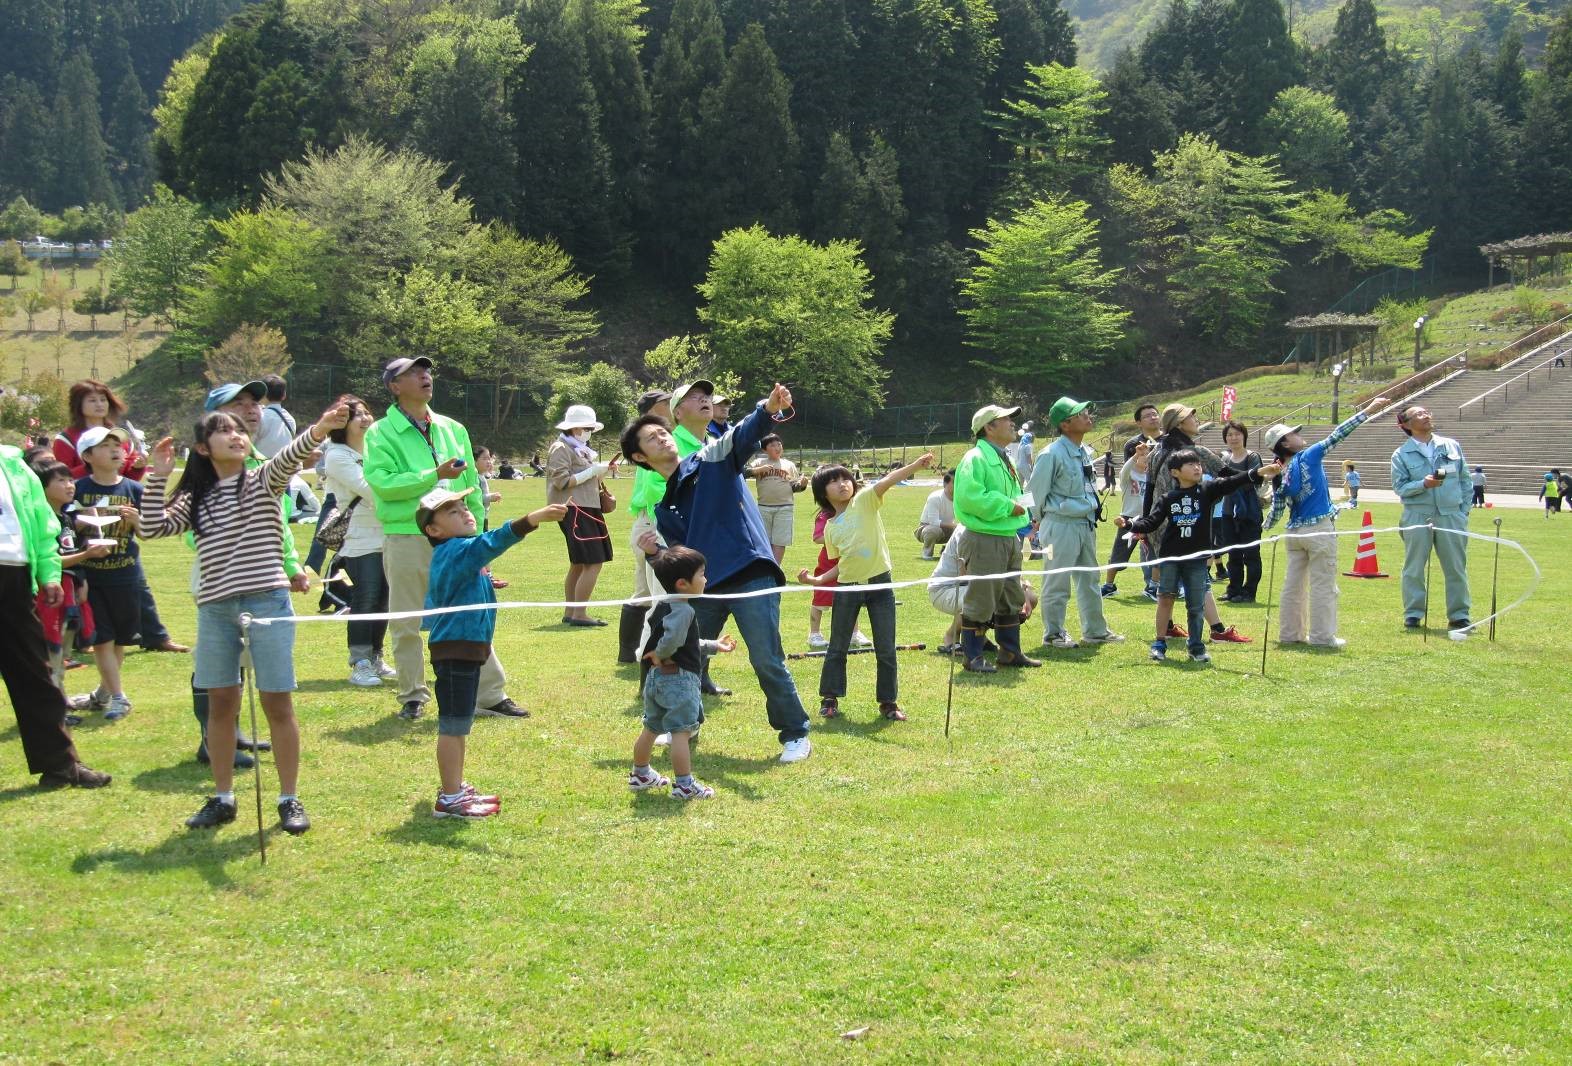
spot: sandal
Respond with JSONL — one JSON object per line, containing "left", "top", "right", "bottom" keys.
{"left": 878, "top": 702, "right": 907, "bottom": 721}
{"left": 819, "top": 697, "right": 840, "bottom": 719}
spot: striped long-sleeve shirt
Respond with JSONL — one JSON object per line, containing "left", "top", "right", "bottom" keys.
{"left": 141, "top": 430, "right": 319, "bottom": 605}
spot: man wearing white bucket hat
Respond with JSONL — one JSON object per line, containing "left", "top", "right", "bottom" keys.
{"left": 547, "top": 403, "right": 615, "bottom": 626}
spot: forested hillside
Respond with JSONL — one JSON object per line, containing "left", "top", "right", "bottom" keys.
{"left": 5, "top": 0, "right": 1572, "bottom": 434}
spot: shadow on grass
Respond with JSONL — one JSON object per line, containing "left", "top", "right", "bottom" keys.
{"left": 131, "top": 760, "right": 218, "bottom": 794}
{"left": 591, "top": 747, "right": 778, "bottom": 802}
{"left": 381, "top": 800, "right": 500, "bottom": 853}
{"left": 811, "top": 712, "right": 901, "bottom": 741}
{"left": 323, "top": 716, "right": 428, "bottom": 747}
{"left": 0, "top": 783, "right": 43, "bottom": 804}
{"left": 71, "top": 827, "right": 273, "bottom": 888}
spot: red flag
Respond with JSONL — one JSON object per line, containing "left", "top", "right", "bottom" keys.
{"left": 1221, "top": 386, "right": 1236, "bottom": 421}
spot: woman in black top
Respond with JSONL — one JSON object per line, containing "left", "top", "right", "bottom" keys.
{"left": 1217, "top": 420, "right": 1265, "bottom": 602}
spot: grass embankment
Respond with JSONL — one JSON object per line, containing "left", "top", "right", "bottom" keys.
{"left": 1, "top": 262, "right": 169, "bottom": 385}
{"left": 2, "top": 475, "right": 1568, "bottom": 1062}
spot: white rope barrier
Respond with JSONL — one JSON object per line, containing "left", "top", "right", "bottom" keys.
{"left": 243, "top": 523, "right": 1540, "bottom": 641}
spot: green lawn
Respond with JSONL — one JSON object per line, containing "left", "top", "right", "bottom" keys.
{"left": 2, "top": 476, "right": 1569, "bottom": 1062}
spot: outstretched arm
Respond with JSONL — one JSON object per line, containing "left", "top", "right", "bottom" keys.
{"left": 874, "top": 453, "right": 934, "bottom": 498}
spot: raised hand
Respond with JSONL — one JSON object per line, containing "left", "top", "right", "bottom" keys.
{"left": 313, "top": 402, "right": 353, "bottom": 439}
{"left": 914, "top": 452, "right": 936, "bottom": 469}
{"left": 149, "top": 436, "right": 177, "bottom": 477}
{"left": 530, "top": 503, "right": 569, "bottom": 526}
{"left": 765, "top": 382, "right": 793, "bottom": 415}
{"left": 1258, "top": 461, "right": 1282, "bottom": 479}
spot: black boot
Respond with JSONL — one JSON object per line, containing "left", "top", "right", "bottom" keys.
{"left": 960, "top": 626, "right": 995, "bottom": 673}
{"left": 617, "top": 604, "right": 648, "bottom": 664}
{"left": 995, "top": 624, "right": 1042, "bottom": 668}
{"left": 192, "top": 678, "right": 258, "bottom": 769}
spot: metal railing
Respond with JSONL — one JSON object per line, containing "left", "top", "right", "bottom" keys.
{"left": 1457, "top": 338, "right": 1572, "bottom": 420}
{"left": 1361, "top": 350, "right": 1469, "bottom": 420}
{"left": 1484, "top": 315, "right": 1572, "bottom": 372}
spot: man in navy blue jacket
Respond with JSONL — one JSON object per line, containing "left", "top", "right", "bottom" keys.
{"left": 621, "top": 383, "right": 812, "bottom": 764}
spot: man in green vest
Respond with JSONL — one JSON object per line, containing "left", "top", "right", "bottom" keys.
{"left": 951, "top": 404, "right": 1042, "bottom": 672}
{"left": 365, "top": 357, "right": 527, "bottom": 722}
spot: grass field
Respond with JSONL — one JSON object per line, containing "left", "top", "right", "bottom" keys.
{"left": 1, "top": 262, "right": 168, "bottom": 385}
{"left": 1, "top": 473, "right": 1568, "bottom": 1062}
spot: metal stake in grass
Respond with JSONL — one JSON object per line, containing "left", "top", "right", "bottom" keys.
{"left": 240, "top": 616, "right": 267, "bottom": 866}
{"left": 1422, "top": 522, "right": 1434, "bottom": 644}
{"left": 1489, "top": 516, "right": 1503, "bottom": 642}
{"left": 1260, "top": 534, "right": 1279, "bottom": 676}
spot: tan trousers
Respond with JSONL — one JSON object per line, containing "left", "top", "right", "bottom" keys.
{"left": 383, "top": 533, "right": 507, "bottom": 708}
{"left": 1278, "top": 516, "right": 1339, "bottom": 644}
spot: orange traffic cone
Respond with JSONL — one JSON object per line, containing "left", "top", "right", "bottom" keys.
{"left": 1344, "top": 510, "right": 1389, "bottom": 578}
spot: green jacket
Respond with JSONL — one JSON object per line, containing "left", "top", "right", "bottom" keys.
{"left": 954, "top": 440, "right": 1025, "bottom": 537}
{"left": 1, "top": 444, "right": 63, "bottom": 591}
{"left": 674, "top": 424, "right": 705, "bottom": 458}
{"left": 630, "top": 465, "right": 666, "bottom": 522}
{"left": 363, "top": 406, "right": 482, "bottom": 535}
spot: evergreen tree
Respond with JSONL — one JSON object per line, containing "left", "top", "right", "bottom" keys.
{"left": 1491, "top": 29, "right": 1526, "bottom": 125}
{"left": 990, "top": 62, "right": 1109, "bottom": 207}
{"left": 1221, "top": 0, "right": 1299, "bottom": 150}
{"left": 575, "top": 0, "right": 651, "bottom": 241}
{"left": 105, "top": 71, "right": 155, "bottom": 205}
{"left": 1319, "top": 0, "right": 1389, "bottom": 120}
{"left": 49, "top": 50, "right": 117, "bottom": 211}
{"left": 515, "top": 0, "right": 626, "bottom": 274}
{"left": 1419, "top": 59, "right": 1515, "bottom": 266}
{"left": 1520, "top": 74, "right": 1572, "bottom": 233}
{"left": 813, "top": 131, "right": 865, "bottom": 241}
{"left": 648, "top": 0, "right": 727, "bottom": 274}
{"left": 1545, "top": 5, "right": 1572, "bottom": 82}
{"left": 0, "top": 0, "right": 65, "bottom": 93}
{"left": 0, "top": 78, "right": 56, "bottom": 204}
{"left": 991, "top": 0, "right": 1076, "bottom": 102}
{"left": 766, "top": 0, "right": 856, "bottom": 182}
{"left": 699, "top": 23, "right": 799, "bottom": 238}
{"left": 1099, "top": 49, "right": 1178, "bottom": 168}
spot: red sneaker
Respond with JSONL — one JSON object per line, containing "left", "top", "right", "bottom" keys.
{"left": 1211, "top": 625, "right": 1253, "bottom": 644}
{"left": 1165, "top": 622, "right": 1188, "bottom": 639}
{"left": 433, "top": 794, "right": 499, "bottom": 819}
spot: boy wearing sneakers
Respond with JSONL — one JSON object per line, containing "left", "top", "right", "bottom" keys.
{"left": 629, "top": 546, "right": 734, "bottom": 800}
{"left": 419, "top": 487, "right": 566, "bottom": 819}
{"left": 72, "top": 426, "right": 145, "bottom": 721}
{"left": 1129, "top": 449, "right": 1279, "bottom": 664}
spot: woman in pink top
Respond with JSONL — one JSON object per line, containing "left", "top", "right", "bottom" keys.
{"left": 52, "top": 379, "right": 148, "bottom": 481}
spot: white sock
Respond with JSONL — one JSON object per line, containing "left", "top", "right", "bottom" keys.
{"left": 216, "top": 791, "right": 235, "bottom": 804}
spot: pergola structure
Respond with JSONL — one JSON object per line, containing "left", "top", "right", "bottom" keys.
{"left": 1479, "top": 232, "right": 1572, "bottom": 288}
{"left": 1285, "top": 313, "right": 1384, "bottom": 374}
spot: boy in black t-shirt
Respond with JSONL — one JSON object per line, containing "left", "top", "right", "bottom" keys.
{"left": 1130, "top": 449, "right": 1278, "bottom": 664}
{"left": 629, "top": 546, "right": 735, "bottom": 800}
{"left": 73, "top": 426, "right": 145, "bottom": 721}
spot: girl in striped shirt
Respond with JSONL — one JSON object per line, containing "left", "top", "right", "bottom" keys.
{"left": 142, "top": 402, "right": 350, "bottom": 836}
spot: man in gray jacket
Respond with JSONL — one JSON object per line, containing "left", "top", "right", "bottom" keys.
{"left": 1028, "top": 397, "right": 1122, "bottom": 648}
{"left": 1390, "top": 405, "right": 1472, "bottom": 630}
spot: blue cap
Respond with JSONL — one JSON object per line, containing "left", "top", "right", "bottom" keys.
{"left": 204, "top": 381, "right": 267, "bottom": 412}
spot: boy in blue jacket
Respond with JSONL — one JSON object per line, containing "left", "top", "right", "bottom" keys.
{"left": 419, "top": 487, "right": 566, "bottom": 819}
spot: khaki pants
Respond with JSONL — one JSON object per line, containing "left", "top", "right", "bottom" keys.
{"left": 958, "top": 530, "right": 1025, "bottom": 627}
{"left": 383, "top": 534, "right": 507, "bottom": 708}
{"left": 629, "top": 511, "right": 658, "bottom": 601}
{"left": 1278, "top": 516, "right": 1339, "bottom": 644}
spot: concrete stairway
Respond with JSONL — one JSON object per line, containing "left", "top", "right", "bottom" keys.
{"left": 1199, "top": 363, "right": 1572, "bottom": 495}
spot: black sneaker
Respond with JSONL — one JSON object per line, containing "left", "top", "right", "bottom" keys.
{"left": 699, "top": 680, "right": 732, "bottom": 697}
{"left": 195, "top": 742, "right": 256, "bottom": 769}
{"left": 1448, "top": 618, "right": 1472, "bottom": 630}
{"left": 236, "top": 732, "right": 271, "bottom": 753}
{"left": 1404, "top": 617, "right": 1422, "bottom": 629}
{"left": 398, "top": 701, "right": 424, "bottom": 720}
{"left": 186, "top": 795, "right": 237, "bottom": 829}
{"left": 278, "top": 798, "right": 311, "bottom": 835}
{"left": 476, "top": 698, "right": 529, "bottom": 718}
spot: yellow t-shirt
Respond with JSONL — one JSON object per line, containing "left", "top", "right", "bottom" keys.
{"left": 824, "top": 485, "right": 892, "bottom": 584}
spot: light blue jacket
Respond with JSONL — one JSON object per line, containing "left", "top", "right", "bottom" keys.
{"left": 1391, "top": 434, "right": 1471, "bottom": 519}
{"left": 1028, "top": 434, "right": 1098, "bottom": 524}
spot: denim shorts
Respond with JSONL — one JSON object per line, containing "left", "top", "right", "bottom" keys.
{"left": 642, "top": 668, "right": 703, "bottom": 736}
{"left": 434, "top": 659, "right": 482, "bottom": 737}
{"left": 195, "top": 588, "right": 296, "bottom": 692}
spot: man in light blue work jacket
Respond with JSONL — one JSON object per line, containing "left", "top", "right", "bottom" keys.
{"left": 1390, "top": 404, "right": 1472, "bottom": 631}
{"left": 1028, "top": 397, "right": 1123, "bottom": 649}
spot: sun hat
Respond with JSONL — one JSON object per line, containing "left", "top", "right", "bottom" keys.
{"left": 970, "top": 404, "right": 1022, "bottom": 435}
{"left": 1261, "top": 423, "right": 1302, "bottom": 453}
{"left": 670, "top": 380, "right": 714, "bottom": 412}
{"left": 204, "top": 381, "right": 267, "bottom": 411}
{"left": 415, "top": 485, "right": 475, "bottom": 531}
{"left": 1047, "top": 396, "right": 1093, "bottom": 432}
{"left": 382, "top": 356, "right": 434, "bottom": 385}
{"left": 555, "top": 404, "right": 604, "bottom": 432}
{"left": 1159, "top": 403, "right": 1196, "bottom": 434}
{"left": 76, "top": 425, "right": 128, "bottom": 454}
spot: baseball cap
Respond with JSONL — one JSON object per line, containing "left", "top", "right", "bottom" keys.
{"left": 1159, "top": 403, "right": 1196, "bottom": 434}
{"left": 415, "top": 485, "right": 475, "bottom": 531}
{"left": 1261, "top": 423, "right": 1302, "bottom": 453}
{"left": 204, "top": 381, "right": 267, "bottom": 411}
{"left": 1047, "top": 396, "right": 1093, "bottom": 432}
{"left": 77, "top": 425, "right": 128, "bottom": 454}
{"left": 382, "top": 356, "right": 434, "bottom": 385}
{"left": 970, "top": 404, "right": 1022, "bottom": 435}
{"left": 636, "top": 389, "right": 672, "bottom": 415}
{"left": 670, "top": 379, "right": 714, "bottom": 412}
{"left": 711, "top": 393, "right": 731, "bottom": 406}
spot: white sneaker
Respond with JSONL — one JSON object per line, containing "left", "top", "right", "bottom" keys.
{"left": 780, "top": 737, "right": 812, "bottom": 763}
{"left": 653, "top": 732, "right": 672, "bottom": 747}
{"left": 849, "top": 631, "right": 873, "bottom": 648}
{"left": 1308, "top": 637, "right": 1348, "bottom": 649}
{"left": 104, "top": 694, "right": 133, "bottom": 721}
{"left": 373, "top": 658, "right": 396, "bottom": 679}
{"left": 807, "top": 633, "right": 829, "bottom": 649}
{"left": 349, "top": 660, "right": 382, "bottom": 687}
{"left": 1045, "top": 632, "right": 1079, "bottom": 649}
{"left": 67, "top": 693, "right": 94, "bottom": 711}
{"left": 1082, "top": 632, "right": 1126, "bottom": 644}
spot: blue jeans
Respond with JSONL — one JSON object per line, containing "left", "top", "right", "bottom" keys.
{"left": 694, "top": 572, "right": 810, "bottom": 743}
{"left": 820, "top": 572, "right": 897, "bottom": 703}
{"left": 1159, "top": 559, "right": 1208, "bottom": 655}
{"left": 302, "top": 492, "right": 336, "bottom": 576}
{"left": 135, "top": 574, "right": 171, "bottom": 647}
{"left": 433, "top": 659, "right": 480, "bottom": 737}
